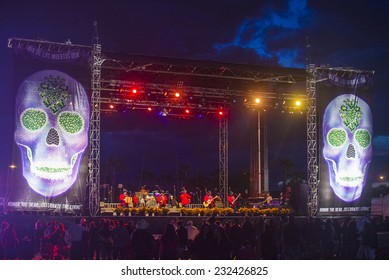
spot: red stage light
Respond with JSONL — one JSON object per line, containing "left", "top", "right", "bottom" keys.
{"left": 147, "top": 107, "right": 152, "bottom": 111}
{"left": 185, "top": 109, "right": 190, "bottom": 114}
{"left": 175, "top": 92, "right": 180, "bottom": 98}
{"left": 132, "top": 88, "right": 137, "bottom": 94}
{"left": 109, "top": 104, "right": 114, "bottom": 109}
{"left": 218, "top": 111, "right": 224, "bottom": 116}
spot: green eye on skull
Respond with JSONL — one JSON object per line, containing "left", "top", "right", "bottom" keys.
{"left": 21, "top": 109, "right": 47, "bottom": 131}
{"left": 327, "top": 128, "right": 347, "bottom": 148}
{"left": 59, "top": 112, "right": 83, "bottom": 134}
{"left": 327, "top": 128, "right": 371, "bottom": 149}
{"left": 355, "top": 129, "right": 371, "bottom": 148}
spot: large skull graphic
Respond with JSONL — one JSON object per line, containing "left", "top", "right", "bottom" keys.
{"left": 15, "top": 70, "right": 89, "bottom": 197}
{"left": 322, "top": 93, "right": 372, "bottom": 202}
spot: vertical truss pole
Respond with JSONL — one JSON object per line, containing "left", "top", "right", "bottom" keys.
{"left": 219, "top": 115, "right": 229, "bottom": 206}
{"left": 257, "top": 110, "right": 262, "bottom": 195}
{"left": 87, "top": 22, "right": 102, "bottom": 217}
{"left": 306, "top": 64, "right": 318, "bottom": 216}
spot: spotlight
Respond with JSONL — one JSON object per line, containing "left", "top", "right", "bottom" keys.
{"left": 147, "top": 107, "right": 152, "bottom": 111}
{"left": 131, "top": 88, "right": 137, "bottom": 94}
{"left": 218, "top": 110, "right": 224, "bottom": 116}
{"left": 109, "top": 104, "right": 115, "bottom": 109}
{"left": 255, "top": 98, "right": 261, "bottom": 104}
{"left": 295, "top": 100, "right": 301, "bottom": 106}
{"left": 185, "top": 109, "right": 190, "bottom": 114}
{"left": 175, "top": 92, "right": 181, "bottom": 98}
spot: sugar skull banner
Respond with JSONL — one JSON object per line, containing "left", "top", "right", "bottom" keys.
{"left": 317, "top": 72, "right": 373, "bottom": 215}
{"left": 8, "top": 46, "right": 90, "bottom": 213}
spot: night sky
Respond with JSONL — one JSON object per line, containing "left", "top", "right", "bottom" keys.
{"left": 1, "top": 0, "right": 389, "bottom": 196}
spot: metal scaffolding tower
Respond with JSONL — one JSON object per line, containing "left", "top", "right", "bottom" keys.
{"left": 219, "top": 115, "right": 229, "bottom": 206}
{"left": 306, "top": 63, "right": 319, "bottom": 216}
{"left": 87, "top": 23, "right": 104, "bottom": 216}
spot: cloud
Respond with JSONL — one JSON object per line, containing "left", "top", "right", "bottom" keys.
{"left": 373, "top": 135, "right": 389, "bottom": 156}
{"left": 214, "top": 0, "right": 310, "bottom": 68}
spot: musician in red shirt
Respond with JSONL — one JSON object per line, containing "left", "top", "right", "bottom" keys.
{"left": 132, "top": 193, "right": 139, "bottom": 207}
{"left": 227, "top": 191, "right": 240, "bottom": 212}
{"left": 180, "top": 188, "right": 191, "bottom": 207}
{"left": 157, "top": 192, "right": 168, "bottom": 207}
{"left": 119, "top": 190, "right": 128, "bottom": 207}
{"left": 203, "top": 190, "right": 214, "bottom": 208}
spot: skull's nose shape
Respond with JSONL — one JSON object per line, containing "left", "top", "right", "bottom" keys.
{"left": 46, "top": 128, "right": 60, "bottom": 146}
{"left": 346, "top": 144, "right": 356, "bottom": 159}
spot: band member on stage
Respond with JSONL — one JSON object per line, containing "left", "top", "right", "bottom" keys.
{"left": 227, "top": 191, "right": 236, "bottom": 207}
{"left": 228, "top": 191, "right": 241, "bottom": 212}
{"left": 264, "top": 192, "right": 273, "bottom": 205}
{"left": 119, "top": 190, "right": 129, "bottom": 207}
{"left": 203, "top": 190, "right": 215, "bottom": 208}
{"left": 139, "top": 185, "right": 148, "bottom": 207}
{"left": 180, "top": 188, "right": 191, "bottom": 207}
{"left": 132, "top": 192, "right": 139, "bottom": 207}
{"left": 157, "top": 191, "right": 168, "bottom": 207}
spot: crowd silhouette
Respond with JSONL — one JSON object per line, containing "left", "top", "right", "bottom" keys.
{"left": 0, "top": 214, "right": 388, "bottom": 260}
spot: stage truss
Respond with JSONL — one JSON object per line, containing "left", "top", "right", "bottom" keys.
{"left": 9, "top": 37, "right": 311, "bottom": 216}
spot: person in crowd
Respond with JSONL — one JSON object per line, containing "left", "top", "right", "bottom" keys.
{"left": 49, "top": 223, "right": 68, "bottom": 259}
{"left": 2, "top": 223, "right": 19, "bottom": 259}
{"left": 0, "top": 221, "right": 8, "bottom": 259}
{"left": 44, "top": 220, "right": 57, "bottom": 258}
{"left": 236, "top": 239, "right": 257, "bottom": 260}
{"left": 67, "top": 217, "right": 88, "bottom": 260}
{"left": 342, "top": 218, "right": 359, "bottom": 259}
{"left": 33, "top": 220, "right": 44, "bottom": 258}
{"left": 87, "top": 221, "right": 100, "bottom": 260}
{"left": 186, "top": 220, "right": 199, "bottom": 245}
{"left": 321, "top": 219, "right": 335, "bottom": 259}
{"left": 112, "top": 219, "right": 131, "bottom": 260}
{"left": 176, "top": 221, "right": 189, "bottom": 259}
{"left": 160, "top": 223, "right": 179, "bottom": 260}
{"left": 357, "top": 216, "right": 378, "bottom": 260}
{"left": 241, "top": 216, "right": 255, "bottom": 246}
{"left": 228, "top": 219, "right": 243, "bottom": 259}
{"left": 301, "top": 217, "right": 322, "bottom": 260}
{"left": 260, "top": 219, "right": 277, "bottom": 260}
{"left": 98, "top": 219, "right": 113, "bottom": 260}
{"left": 190, "top": 223, "right": 215, "bottom": 260}
{"left": 282, "top": 215, "right": 301, "bottom": 260}
{"left": 131, "top": 219, "right": 155, "bottom": 259}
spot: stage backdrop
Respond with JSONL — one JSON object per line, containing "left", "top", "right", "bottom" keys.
{"left": 8, "top": 43, "right": 91, "bottom": 214}
{"left": 317, "top": 70, "right": 374, "bottom": 216}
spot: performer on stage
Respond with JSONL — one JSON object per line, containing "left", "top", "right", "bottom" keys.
{"left": 139, "top": 185, "right": 148, "bottom": 207}
{"left": 264, "top": 192, "right": 273, "bottom": 205}
{"left": 180, "top": 188, "right": 191, "bottom": 208}
{"left": 157, "top": 191, "right": 168, "bottom": 207}
{"left": 227, "top": 191, "right": 241, "bottom": 211}
{"left": 203, "top": 190, "right": 215, "bottom": 208}
{"left": 119, "top": 190, "right": 129, "bottom": 207}
{"left": 132, "top": 192, "right": 139, "bottom": 207}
